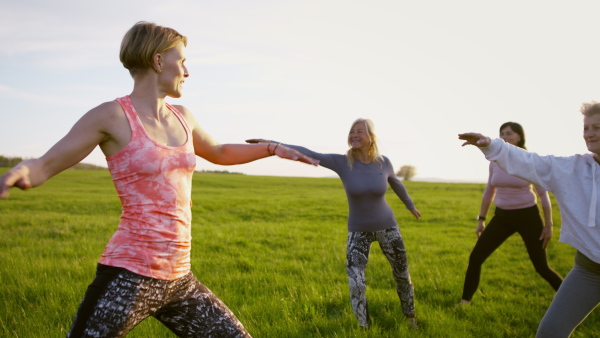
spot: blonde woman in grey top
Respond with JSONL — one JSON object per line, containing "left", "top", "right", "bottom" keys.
{"left": 247, "top": 118, "right": 420, "bottom": 329}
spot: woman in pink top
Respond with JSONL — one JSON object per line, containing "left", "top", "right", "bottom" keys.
{"left": 459, "top": 122, "right": 563, "bottom": 304}
{"left": 0, "top": 21, "right": 318, "bottom": 337}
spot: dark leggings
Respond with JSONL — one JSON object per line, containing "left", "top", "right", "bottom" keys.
{"left": 68, "top": 264, "right": 251, "bottom": 338}
{"left": 461, "top": 205, "right": 563, "bottom": 301}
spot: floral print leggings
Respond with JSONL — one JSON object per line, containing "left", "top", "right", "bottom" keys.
{"left": 346, "top": 227, "right": 415, "bottom": 327}
{"left": 67, "top": 264, "right": 251, "bottom": 338}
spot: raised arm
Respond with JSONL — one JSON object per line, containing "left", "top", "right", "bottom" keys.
{"left": 0, "top": 102, "right": 118, "bottom": 199}
{"left": 178, "top": 107, "right": 318, "bottom": 166}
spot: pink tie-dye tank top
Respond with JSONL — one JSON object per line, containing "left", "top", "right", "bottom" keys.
{"left": 99, "top": 96, "right": 196, "bottom": 280}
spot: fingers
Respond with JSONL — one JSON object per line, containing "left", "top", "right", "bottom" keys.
{"left": 458, "top": 133, "right": 491, "bottom": 148}
{"left": 540, "top": 236, "right": 550, "bottom": 249}
{"left": 296, "top": 154, "right": 319, "bottom": 166}
{"left": 539, "top": 229, "right": 552, "bottom": 249}
{"left": 274, "top": 145, "right": 319, "bottom": 166}
{"left": 0, "top": 184, "right": 10, "bottom": 199}
{"left": 0, "top": 171, "right": 29, "bottom": 199}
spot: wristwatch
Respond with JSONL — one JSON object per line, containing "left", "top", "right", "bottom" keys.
{"left": 477, "top": 215, "right": 486, "bottom": 221}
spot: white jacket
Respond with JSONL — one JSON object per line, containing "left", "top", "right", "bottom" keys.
{"left": 481, "top": 138, "right": 600, "bottom": 263}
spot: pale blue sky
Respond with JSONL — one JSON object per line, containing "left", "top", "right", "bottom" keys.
{"left": 1, "top": 0, "right": 599, "bottom": 183}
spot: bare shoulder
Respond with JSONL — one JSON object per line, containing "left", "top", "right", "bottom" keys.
{"left": 79, "top": 101, "right": 126, "bottom": 130}
{"left": 172, "top": 104, "right": 199, "bottom": 128}
{"left": 172, "top": 104, "right": 192, "bottom": 117}
{"left": 87, "top": 100, "right": 123, "bottom": 119}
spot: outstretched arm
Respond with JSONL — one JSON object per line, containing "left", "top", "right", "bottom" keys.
{"left": 178, "top": 107, "right": 319, "bottom": 166}
{"left": 0, "top": 103, "right": 114, "bottom": 199}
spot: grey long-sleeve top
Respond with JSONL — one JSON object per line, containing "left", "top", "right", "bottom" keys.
{"left": 285, "top": 144, "right": 416, "bottom": 232}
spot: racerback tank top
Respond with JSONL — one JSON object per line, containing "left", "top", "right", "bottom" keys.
{"left": 99, "top": 95, "right": 196, "bottom": 280}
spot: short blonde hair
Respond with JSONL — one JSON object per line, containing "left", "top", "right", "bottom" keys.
{"left": 346, "top": 118, "right": 383, "bottom": 169}
{"left": 120, "top": 21, "right": 187, "bottom": 76}
{"left": 581, "top": 101, "right": 600, "bottom": 117}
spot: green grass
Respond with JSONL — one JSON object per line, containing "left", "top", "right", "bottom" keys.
{"left": 0, "top": 168, "right": 597, "bottom": 337}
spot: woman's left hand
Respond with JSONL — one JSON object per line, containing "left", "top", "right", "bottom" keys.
{"left": 411, "top": 208, "right": 421, "bottom": 220}
{"left": 539, "top": 225, "right": 553, "bottom": 249}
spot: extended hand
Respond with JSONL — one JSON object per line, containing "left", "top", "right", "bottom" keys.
{"left": 458, "top": 133, "right": 491, "bottom": 147}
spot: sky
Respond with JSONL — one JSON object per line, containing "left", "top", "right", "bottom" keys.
{"left": 1, "top": 0, "right": 599, "bottom": 183}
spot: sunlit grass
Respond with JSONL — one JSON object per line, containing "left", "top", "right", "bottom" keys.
{"left": 0, "top": 168, "right": 597, "bottom": 337}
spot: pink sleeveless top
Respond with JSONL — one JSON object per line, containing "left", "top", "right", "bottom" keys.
{"left": 485, "top": 162, "right": 550, "bottom": 210}
{"left": 99, "top": 96, "right": 196, "bottom": 280}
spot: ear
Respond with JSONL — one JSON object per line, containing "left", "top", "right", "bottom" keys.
{"left": 153, "top": 53, "right": 163, "bottom": 73}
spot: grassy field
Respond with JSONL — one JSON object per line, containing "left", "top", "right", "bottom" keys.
{"left": 0, "top": 168, "right": 597, "bottom": 337}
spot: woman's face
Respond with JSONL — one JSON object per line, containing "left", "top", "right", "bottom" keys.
{"left": 157, "top": 42, "right": 189, "bottom": 98}
{"left": 348, "top": 122, "right": 371, "bottom": 151}
{"left": 500, "top": 126, "right": 521, "bottom": 146}
{"left": 584, "top": 114, "right": 600, "bottom": 155}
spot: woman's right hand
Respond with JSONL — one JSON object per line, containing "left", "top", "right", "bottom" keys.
{"left": 475, "top": 221, "right": 485, "bottom": 238}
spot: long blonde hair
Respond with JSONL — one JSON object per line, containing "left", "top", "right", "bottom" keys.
{"left": 346, "top": 118, "right": 383, "bottom": 169}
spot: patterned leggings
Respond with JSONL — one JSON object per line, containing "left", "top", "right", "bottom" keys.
{"left": 67, "top": 264, "right": 251, "bottom": 338}
{"left": 346, "top": 227, "right": 415, "bottom": 327}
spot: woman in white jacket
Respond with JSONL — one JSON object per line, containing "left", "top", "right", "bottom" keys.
{"left": 459, "top": 102, "right": 600, "bottom": 338}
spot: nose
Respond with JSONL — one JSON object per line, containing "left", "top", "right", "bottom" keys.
{"left": 184, "top": 66, "right": 189, "bottom": 78}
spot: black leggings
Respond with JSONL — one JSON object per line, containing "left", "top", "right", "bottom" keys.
{"left": 68, "top": 264, "right": 250, "bottom": 338}
{"left": 461, "top": 205, "right": 563, "bottom": 301}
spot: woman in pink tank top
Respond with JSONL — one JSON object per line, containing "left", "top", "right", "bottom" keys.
{"left": 0, "top": 21, "right": 318, "bottom": 337}
{"left": 458, "top": 122, "right": 563, "bottom": 305}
